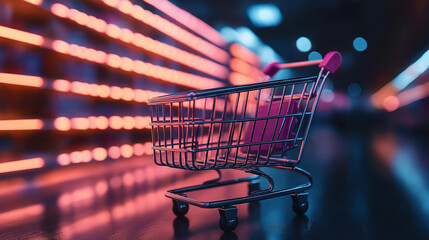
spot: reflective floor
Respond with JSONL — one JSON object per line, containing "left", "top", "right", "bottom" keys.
{"left": 1, "top": 113, "right": 429, "bottom": 240}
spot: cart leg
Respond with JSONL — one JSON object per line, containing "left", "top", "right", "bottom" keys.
{"left": 172, "top": 194, "right": 189, "bottom": 217}
{"left": 247, "top": 179, "right": 261, "bottom": 195}
{"left": 218, "top": 206, "right": 238, "bottom": 232}
{"left": 291, "top": 192, "right": 309, "bottom": 215}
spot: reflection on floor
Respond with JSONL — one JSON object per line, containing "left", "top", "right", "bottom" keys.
{"left": 0, "top": 117, "right": 429, "bottom": 239}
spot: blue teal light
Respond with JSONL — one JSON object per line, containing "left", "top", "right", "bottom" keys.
{"left": 353, "top": 37, "right": 367, "bottom": 52}
{"left": 247, "top": 4, "right": 282, "bottom": 28}
{"left": 308, "top": 51, "right": 322, "bottom": 61}
{"left": 347, "top": 83, "right": 362, "bottom": 97}
{"left": 392, "top": 49, "right": 429, "bottom": 90}
{"left": 296, "top": 37, "right": 311, "bottom": 52}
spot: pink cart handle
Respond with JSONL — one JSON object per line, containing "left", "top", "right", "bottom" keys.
{"left": 262, "top": 62, "right": 280, "bottom": 77}
{"left": 319, "top": 51, "right": 342, "bottom": 73}
{"left": 262, "top": 51, "right": 342, "bottom": 78}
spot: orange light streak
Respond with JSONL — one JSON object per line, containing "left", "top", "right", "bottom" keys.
{"left": 229, "top": 58, "right": 263, "bottom": 81}
{"left": 0, "top": 25, "right": 223, "bottom": 89}
{"left": 229, "top": 72, "right": 257, "bottom": 85}
{"left": 0, "top": 119, "right": 43, "bottom": 131}
{"left": 383, "top": 81, "right": 429, "bottom": 112}
{"left": 0, "top": 72, "right": 43, "bottom": 87}
{"left": 0, "top": 158, "right": 44, "bottom": 173}
{"left": 54, "top": 116, "right": 151, "bottom": 131}
{"left": 57, "top": 143, "right": 152, "bottom": 166}
{"left": 230, "top": 43, "right": 260, "bottom": 67}
{"left": 142, "top": 0, "right": 226, "bottom": 47}
{"left": 0, "top": 25, "right": 44, "bottom": 46}
{"left": 23, "top": 0, "right": 43, "bottom": 6}
{"left": 47, "top": 2, "right": 228, "bottom": 78}
{"left": 101, "top": 0, "right": 229, "bottom": 64}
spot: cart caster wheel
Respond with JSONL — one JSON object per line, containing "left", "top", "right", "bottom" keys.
{"left": 248, "top": 180, "right": 260, "bottom": 195}
{"left": 292, "top": 192, "right": 309, "bottom": 215}
{"left": 219, "top": 206, "right": 238, "bottom": 232}
{"left": 172, "top": 200, "right": 189, "bottom": 217}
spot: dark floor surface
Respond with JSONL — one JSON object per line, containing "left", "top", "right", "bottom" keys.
{"left": 0, "top": 114, "right": 428, "bottom": 240}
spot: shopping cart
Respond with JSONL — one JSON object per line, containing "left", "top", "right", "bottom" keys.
{"left": 149, "top": 51, "right": 342, "bottom": 232}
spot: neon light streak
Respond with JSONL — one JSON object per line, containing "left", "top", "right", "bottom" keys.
{"left": 23, "top": 0, "right": 42, "bottom": 5}
{"left": 101, "top": 0, "right": 229, "bottom": 64}
{"left": 0, "top": 73, "right": 43, "bottom": 87}
{"left": 230, "top": 43, "right": 260, "bottom": 67}
{"left": 229, "top": 58, "right": 263, "bottom": 80}
{"left": 229, "top": 72, "right": 257, "bottom": 85}
{"left": 0, "top": 119, "right": 43, "bottom": 131}
{"left": 141, "top": 0, "right": 226, "bottom": 47}
{"left": 372, "top": 49, "right": 429, "bottom": 108}
{"left": 383, "top": 81, "right": 429, "bottom": 112}
{"left": 0, "top": 25, "right": 223, "bottom": 89}
{"left": 0, "top": 26, "right": 44, "bottom": 46}
{"left": 54, "top": 116, "right": 150, "bottom": 131}
{"left": 57, "top": 142, "right": 152, "bottom": 166}
{"left": 0, "top": 158, "right": 45, "bottom": 173}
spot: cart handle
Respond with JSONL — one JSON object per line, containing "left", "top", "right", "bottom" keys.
{"left": 262, "top": 51, "right": 342, "bottom": 77}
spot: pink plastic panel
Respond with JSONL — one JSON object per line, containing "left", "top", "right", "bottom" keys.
{"left": 319, "top": 51, "right": 342, "bottom": 73}
{"left": 241, "top": 99, "right": 298, "bottom": 155}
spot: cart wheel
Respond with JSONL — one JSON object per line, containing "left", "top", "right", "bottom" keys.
{"left": 248, "top": 180, "right": 260, "bottom": 195}
{"left": 172, "top": 200, "right": 189, "bottom": 217}
{"left": 291, "top": 192, "right": 309, "bottom": 215}
{"left": 218, "top": 206, "right": 238, "bottom": 232}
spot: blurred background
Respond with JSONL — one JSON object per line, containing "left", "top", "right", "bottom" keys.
{"left": 0, "top": 0, "right": 428, "bottom": 239}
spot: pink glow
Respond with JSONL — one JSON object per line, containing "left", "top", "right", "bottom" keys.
{"left": 108, "top": 146, "right": 121, "bottom": 159}
{"left": 144, "top": 142, "right": 153, "bottom": 155}
{"left": 110, "top": 86, "right": 123, "bottom": 100}
{"left": 51, "top": 3, "right": 68, "bottom": 18}
{"left": 93, "top": 148, "right": 107, "bottom": 161}
{"left": 95, "top": 180, "right": 108, "bottom": 196}
{"left": 230, "top": 44, "right": 260, "bottom": 67}
{"left": 70, "top": 151, "right": 83, "bottom": 163}
{"left": 0, "top": 73, "right": 43, "bottom": 88}
{"left": 54, "top": 117, "right": 71, "bottom": 131}
{"left": 123, "top": 116, "right": 135, "bottom": 129}
{"left": 107, "top": 54, "right": 122, "bottom": 68}
{"left": 81, "top": 150, "right": 92, "bottom": 163}
{"left": 0, "top": 26, "right": 44, "bottom": 46}
{"left": 53, "top": 79, "right": 70, "bottom": 92}
{"left": 0, "top": 119, "right": 43, "bottom": 131}
{"left": 52, "top": 40, "right": 69, "bottom": 54}
{"left": 71, "top": 118, "right": 90, "bottom": 130}
{"left": 57, "top": 153, "right": 71, "bottom": 166}
{"left": 120, "top": 144, "right": 133, "bottom": 158}
{"left": 120, "top": 28, "right": 134, "bottom": 43}
{"left": 122, "top": 88, "right": 135, "bottom": 101}
{"left": 88, "top": 116, "right": 97, "bottom": 129}
{"left": 106, "top": 24, "right": 121, "bottom": 39}
{"left": 24, "top": 0, "right": 43, "bottom": 5}
{"left": 133, "top": 143, "right": 144, "bottom": 156}
{"left": 97, "top": 85, "right": 110, "bottom": 98}
{"left": 0, "top": 158, "right": 44, "bottom": 173}
{"left": 383, "top": 96, "right": 400, "bottom": 112}
{"left": 101, "top": 0, "right": 229, "bottom": 64}
{"left": 120, "top": 57, "right": 134, "bottom": 71}
{"left": 96, "top": 116, "right": 109, "bottom": 130}
{"left": 122, "top": 172, "right": 135, "bottom": 186}
{"left": 109, "top": 116, "right": 123, "bottom": 129}
{"left": 118, "top": 0, "right": 132, "bottom": 14}
{"left": 103, "top": 0, "right": 119, "bottom": 8}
